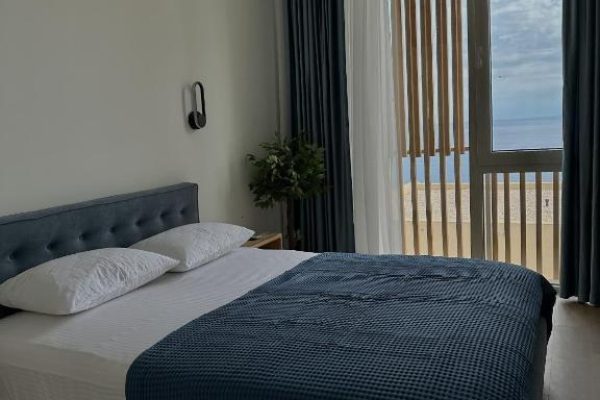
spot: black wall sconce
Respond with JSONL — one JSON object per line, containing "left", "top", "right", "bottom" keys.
{"left": 188, "top": 81, "right": 206, "bottom": 130}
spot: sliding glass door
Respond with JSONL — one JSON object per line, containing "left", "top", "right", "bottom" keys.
{"left": 394, "top": 0, "right": 563, "bottom": 282}
{"left": 468, "top": 0, "right": 563, "bottom": 282}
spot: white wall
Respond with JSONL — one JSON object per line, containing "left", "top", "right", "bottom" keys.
{"left": 0, "top": 0, "right": 280, "bottom": 231}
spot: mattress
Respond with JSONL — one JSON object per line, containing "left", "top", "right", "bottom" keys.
{"left": 0, "top": 248, "right": 315, "bottom": 400}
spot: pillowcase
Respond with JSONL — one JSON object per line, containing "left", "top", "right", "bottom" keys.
{"left": 0, "top": 248, "right": 178, "bottom": 315}
{"left": 130, "top": 222, "right": 254, "bottom": 272}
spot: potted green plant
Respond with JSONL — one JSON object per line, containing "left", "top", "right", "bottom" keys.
{"left": 247, "top": 135, "right": 326, "bottom": 249}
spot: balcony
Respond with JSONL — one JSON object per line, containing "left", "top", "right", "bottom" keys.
{"left": 401, "top": 172, "right": 562, "bottom": 283}
{"left": 393, "top": 0, "right": 562, "bottom": 283}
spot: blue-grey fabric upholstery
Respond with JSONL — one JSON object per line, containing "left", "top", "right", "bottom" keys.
{"left": 0, "top": 183, "right": 199, "bottom": 318}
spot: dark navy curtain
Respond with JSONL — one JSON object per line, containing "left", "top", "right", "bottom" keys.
{"left": 287, "top": 0, "right": 355, "bottom": 252}
{"left": 560, "top": 0, "right": 600, "bottom": 305}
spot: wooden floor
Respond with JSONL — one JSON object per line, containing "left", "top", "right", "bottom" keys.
{"left": 544, "top": 298, "right": 600, "bottom": 400}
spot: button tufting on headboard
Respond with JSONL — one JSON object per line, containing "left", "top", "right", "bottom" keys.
{"left": 0, "top": 183, "right": 199, "bottom": 317}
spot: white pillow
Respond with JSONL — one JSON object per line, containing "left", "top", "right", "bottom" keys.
{"left": 130, "top": 222, "right": 254, "bottom": 272}
{"left": 0, "top": 248, "right": 178, "bottom": 315}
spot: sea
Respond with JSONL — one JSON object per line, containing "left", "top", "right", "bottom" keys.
{"left": 402, "top": 116, "right": 563, "bottom": 183}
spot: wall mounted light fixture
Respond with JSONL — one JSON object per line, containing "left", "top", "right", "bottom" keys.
{"left": 188, "top": 81, "right": 206, "bottom": 130}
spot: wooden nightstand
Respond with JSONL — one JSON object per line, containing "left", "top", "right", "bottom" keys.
{"left": 243, "top": 232, "right": 283, "bottom": 250}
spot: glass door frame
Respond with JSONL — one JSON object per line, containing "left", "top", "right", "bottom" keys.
{"left": 466, "top": 0, "right": 563, "bottom": 259}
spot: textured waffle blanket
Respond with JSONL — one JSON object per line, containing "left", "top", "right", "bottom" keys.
{"left": 126, "top": 253, "right": 556, "bottom": 400}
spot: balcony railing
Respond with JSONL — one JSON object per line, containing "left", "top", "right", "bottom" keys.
{"left": 483, "top": 172, "right": 561, "bottom": 282}
{"left": 401, "top": 172, "right": 562, "bottom": 283}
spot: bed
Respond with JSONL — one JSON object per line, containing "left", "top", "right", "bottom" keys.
{"left": 0, "top": 183, "right": 555, "bottom": 400}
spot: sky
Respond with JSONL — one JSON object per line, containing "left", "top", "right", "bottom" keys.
{"left": 490, "top": 0, "right": 562, "bottom": 122}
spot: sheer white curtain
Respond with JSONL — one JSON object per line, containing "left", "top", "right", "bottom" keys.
{"left": 345, "top": 0, "right": 404, "bottom": 254}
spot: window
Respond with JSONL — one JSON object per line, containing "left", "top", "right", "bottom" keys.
{"left": 490, "top": 0, "right": 563, "bottom": 151}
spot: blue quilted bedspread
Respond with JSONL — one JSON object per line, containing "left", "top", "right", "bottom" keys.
{"left": 126, "top": 253, "right": 555, "bottom": 400}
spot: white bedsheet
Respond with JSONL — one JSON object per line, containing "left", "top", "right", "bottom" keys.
{"left": 0, "top": 248, "right": 315, "bottom": 400}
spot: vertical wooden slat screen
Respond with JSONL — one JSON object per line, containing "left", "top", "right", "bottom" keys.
{"left": 451, "top": 0, "right": 465, "bottom": 155}
{"left": 503, "top": 173, "right": 511, "bottom": 262}
{"left": 436, "top": 0, "right": 450, "bottom": 256}
{"left": 406, "top": 0, "right": 421, "bottom": 157}
{"left": 420, "top": 0, "right": 434, "bottom": 254}
{"left": 535, "top": 172, "right": 543, "bottom": 273}
{"left": 519, "top": 172, "right": 527, "bottom": 266}
{"left": 450, "top": 0, "right": 464, "bottom": 256}
{"left": 552, "top": 172, "right": 560, "bottom": 280}
{"left": 392, "top": 0, "right": 408, "bottom": 253}
{"left": 393, "top": 1, "right": 409, "bottom": 159}
{"left": 403, "top": 0, "right": 421, "bottom": 254}
{"left": 394, "top": 0, "right": 467, "bottom": 257}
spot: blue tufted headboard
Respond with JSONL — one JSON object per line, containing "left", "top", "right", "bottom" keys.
{"left": 0, "top": 182, "right": 199, "bottom": 318}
